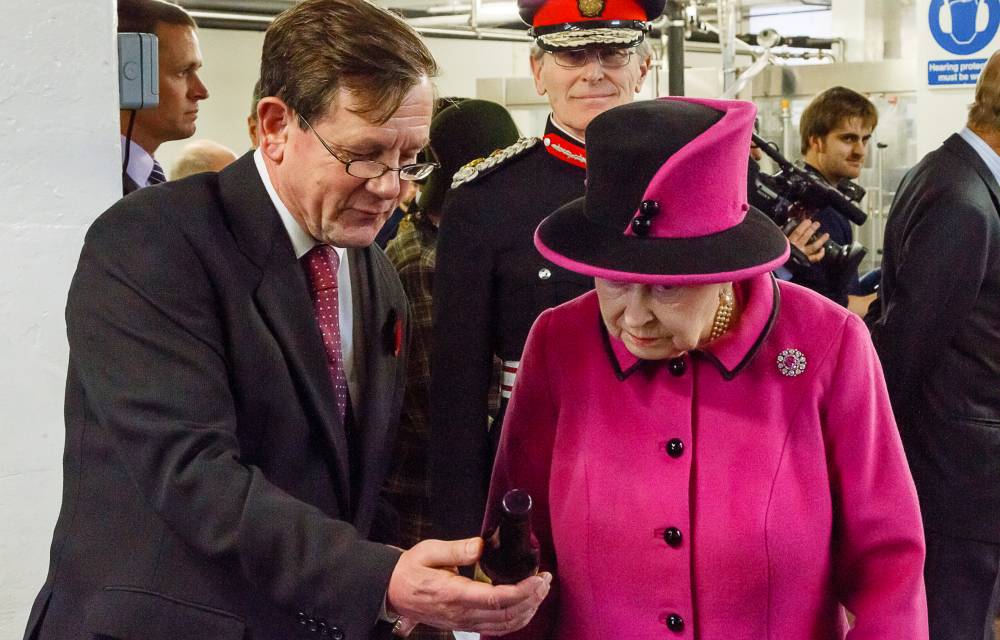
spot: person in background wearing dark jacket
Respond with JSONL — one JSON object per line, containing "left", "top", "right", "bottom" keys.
{"left": 781, "top": 86, "right": 876, "bottom": 310}
{"left": 119, "top": 0, "right": 208, "bottom": 195}
{"left": 383, "top": 99, "right": 521, "bottom": 640}
{"left": 868, "top": 49, "right": 1000, "bottom": 640}
{"left": 428, "top": 0, "right": 658, "bottom": 545}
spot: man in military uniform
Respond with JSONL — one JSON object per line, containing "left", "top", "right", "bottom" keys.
{"left": 429, "top": 0, "right": 663, "bottom": 542}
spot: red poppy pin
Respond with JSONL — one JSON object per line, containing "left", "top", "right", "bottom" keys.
{"left": 394, "top": 317, "right": 403, "bottom": 357}
{"left": 385, "top": 309, "right": 403, "bottom": 357}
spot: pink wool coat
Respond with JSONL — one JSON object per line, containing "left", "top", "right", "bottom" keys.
{"left": 485, "top": 273, "right": 927, "bottom": 640}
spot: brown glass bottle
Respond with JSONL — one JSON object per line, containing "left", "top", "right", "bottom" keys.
{"left": 475, "top": 489, "right": 540, "bottom": 585}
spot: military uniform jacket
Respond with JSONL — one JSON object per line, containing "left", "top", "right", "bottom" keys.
{"left": 429, "top": 117, "right": 593, "bottom": 540}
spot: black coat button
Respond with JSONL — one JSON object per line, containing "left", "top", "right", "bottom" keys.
{"left": 297, "top": 612, "right": 308, "bottom": 626}
{"left": 317, "top": 621, "right": 328, "bottom": 636}
{"left": 666, "top": 439, "right": 684, "bottom": 458}
{"left": 330, "top": 627, "right": 345, "bottom": 640}
{"left": 666, "top": 613, "right": 685, "bottom": 632}
{"left": 663, "top": 527, "right": 682, "bottom": 548}
{"left": 668, "top": 358, "right": 686, "bottom": 376}
{"left": 307, "top": 618, "right": 318, "bottom": 633}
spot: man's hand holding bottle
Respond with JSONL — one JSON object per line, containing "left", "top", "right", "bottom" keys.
{"left": 386, "top": 536, "right": 552, "bottom": 636}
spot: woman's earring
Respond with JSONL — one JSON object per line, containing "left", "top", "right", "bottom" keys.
{"left": 709, "top": 286, "right": 734, "bottom": 342}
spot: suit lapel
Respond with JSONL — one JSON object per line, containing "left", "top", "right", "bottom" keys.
{"left": 348, "top": 247, "right": 406, "bottom": 534}
{"left": 948, "top": 134, "right": 1000, "bottom": 214}
{"left": 217, "top": 154, "right": 352, "bottom": 508}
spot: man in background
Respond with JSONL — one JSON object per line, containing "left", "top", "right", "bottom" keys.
{"left": 170, "top": 139, "right": 237, "bottom": 179}
{"left": 869, "top": 51, "right": 1000, "bottom": 639}
{"left": 781, "top": 86, "right": 876, "bottom": 309}
{"left": 429, "top": 0, "right": 660, "bottom": 544}
{"left": 24, "top": 0, "right": 548, "bottom": 637}
{"left": 383, "top": 103, "right": 521, "bottom": 637}
{"left": 119, "top": 0, "right": 209, "bottom": 194}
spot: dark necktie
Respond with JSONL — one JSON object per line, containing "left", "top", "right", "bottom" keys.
{"left": 302, "top": 245, "right": 348, "bottom": 422}
{"left": 148, "top": 159, "right": 166, "bottom": 185}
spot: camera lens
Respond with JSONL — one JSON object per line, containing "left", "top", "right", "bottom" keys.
{"left": 820, "top": 239, "right": 866, "bottom": 273}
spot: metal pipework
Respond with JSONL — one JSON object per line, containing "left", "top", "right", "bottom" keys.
{"left": 716, "top": 0, "right": 738, "bottom": 91}
{"left": 665, "top": 1, "right": 686, "bottom": 95}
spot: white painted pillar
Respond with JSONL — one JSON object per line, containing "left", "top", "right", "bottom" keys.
{"left": 0, "top": 1, "right": 121, "bottom": 635}
{"left": 833, "top": 0, "right": 870, "bottom": 61}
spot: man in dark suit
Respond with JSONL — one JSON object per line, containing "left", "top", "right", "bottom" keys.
{"left": 25, "top": 1, "right": 549, "bottom": 638}
{"left": 868, "top": 50, "right": 1000, "bottom": 640}
{"left": 119, "top": 0, "right": 209, "bottom": 194}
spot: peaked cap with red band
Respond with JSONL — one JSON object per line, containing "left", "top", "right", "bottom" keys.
{"left": 535, "top": 97, "right": 790, "bottom": 285}
{"left": 519, "top": 0, "right": 664, "bottom": 50}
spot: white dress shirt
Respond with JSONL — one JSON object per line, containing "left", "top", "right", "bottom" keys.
{"left": 121, "top": 135, "right": 157, "bottom": 188}
{"left": 252, "top": 149, "right": 357, "bottom": 402}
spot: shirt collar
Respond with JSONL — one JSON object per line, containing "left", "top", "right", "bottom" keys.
{"left": 603, "top": 273, "right": 781, "bottom": 381}
{"left": 252, "top": 148, "right": 346, "bottom": 264}
{"left": 546, "top": 115, "right": 585, "bottom": 146}
{"left": 121, "top": 135, "right": 155, "bottom": 187}
{"left": 959, "top": 127, "right": 1000, "bottom": 187}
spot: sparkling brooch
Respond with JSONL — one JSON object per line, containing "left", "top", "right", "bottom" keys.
{"left": 776, "top": 348, "right": 807, "bottom": 377}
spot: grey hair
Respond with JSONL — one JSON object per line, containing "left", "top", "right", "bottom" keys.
{"left": 968, "top": 50, "right": 1000, "bottom": 132}
{"left": 530, "top": 39, "right": 654, "bottom": 62}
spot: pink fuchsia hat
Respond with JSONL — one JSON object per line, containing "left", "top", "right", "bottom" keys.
{"left": 534, "top": 97, "right": 790, "bottom": 285}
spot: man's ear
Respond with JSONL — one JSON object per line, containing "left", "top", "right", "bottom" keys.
{"left": 634, "top": 53, "right": 652, "bottom": 93}
{"left": 257, "top": 97, "right": 292, "bottom": 162}
{"left": 808, "top": 134, "right": 824, "bottom": 154}
{"left": 530, "top": 55, "right": 547, "bottom": 96}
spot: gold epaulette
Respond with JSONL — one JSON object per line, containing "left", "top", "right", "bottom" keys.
{"left": 450, "top": 137, "right": 540, "bottom": 189}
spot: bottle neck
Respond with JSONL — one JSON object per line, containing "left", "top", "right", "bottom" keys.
{"left": 498, "top": 514, "right": 532, "bottom": 549}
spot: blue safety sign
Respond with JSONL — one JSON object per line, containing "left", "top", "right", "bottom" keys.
{"left": 928, "top": 57, "right": 988, "bottom": 84}
{"left": 928, "top": 0, "right": 1000, "bottom": 55}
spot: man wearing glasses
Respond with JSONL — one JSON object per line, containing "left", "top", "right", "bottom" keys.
{"left": 24, "top": 0, "right": 550, "bottom": 638}
{"left": 430, "top": 0, "right": 663, "bottom": 544}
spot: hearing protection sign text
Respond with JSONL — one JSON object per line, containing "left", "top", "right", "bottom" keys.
{"left": 928, "top": 57, "right": 987, "bottom": 84}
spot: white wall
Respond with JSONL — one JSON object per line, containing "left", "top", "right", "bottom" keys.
{"left": 427, "top": 37, "right": 533, "bottom": 98}
{"left": 0, "top": 0, "right": 121, "bottom": 636}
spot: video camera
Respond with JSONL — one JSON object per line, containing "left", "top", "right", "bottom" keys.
{"left": 748, "top": 133, "right": 868, "bottom": 276}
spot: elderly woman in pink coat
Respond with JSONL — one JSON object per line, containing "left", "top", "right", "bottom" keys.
{"left": 482, "top": 97, "right": 927, "bottom": 639}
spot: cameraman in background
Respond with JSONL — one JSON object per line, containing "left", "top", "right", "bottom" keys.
{"left": 782, "top": 87, "right": 877, "bottom": 309}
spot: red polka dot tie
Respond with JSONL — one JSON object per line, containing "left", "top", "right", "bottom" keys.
{"left": 302, "top": 245, "right": 348, "bottom": 422}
